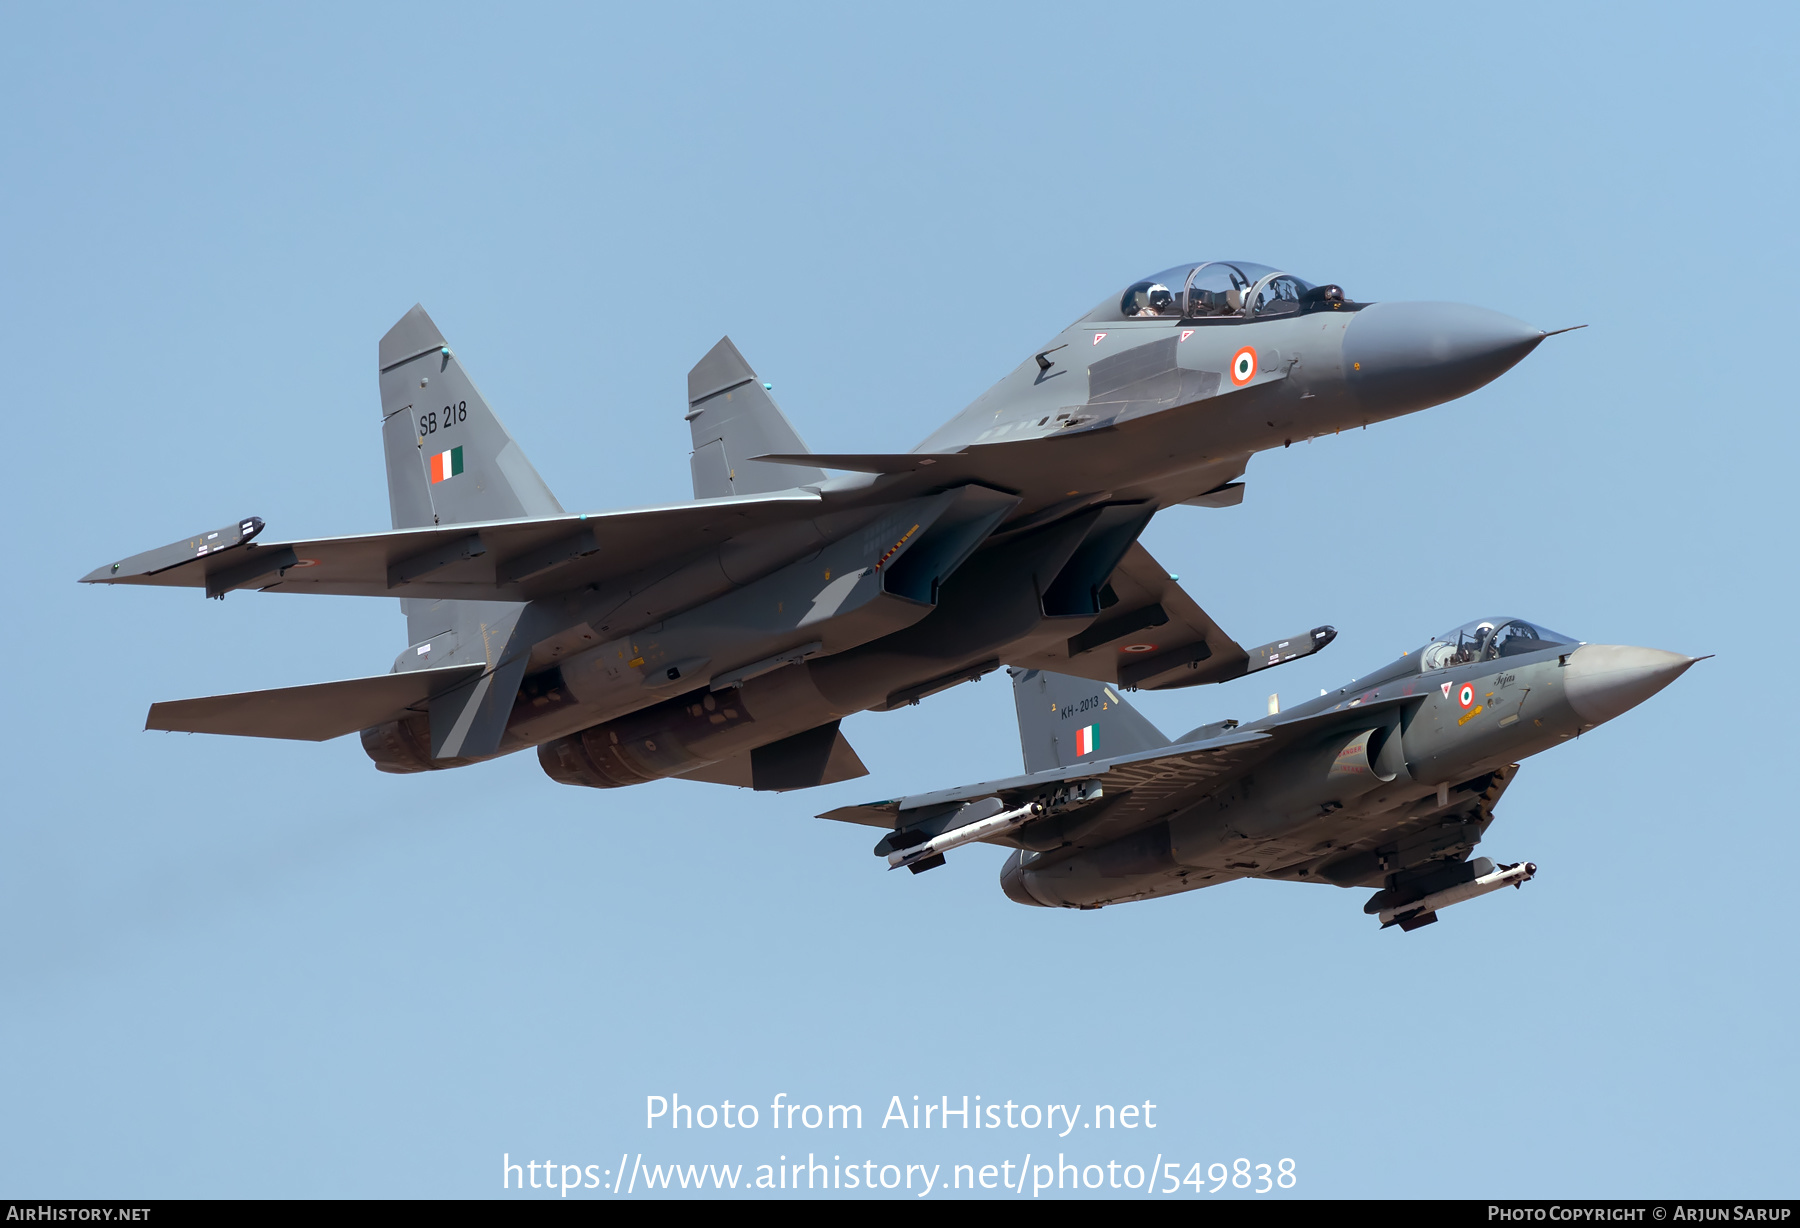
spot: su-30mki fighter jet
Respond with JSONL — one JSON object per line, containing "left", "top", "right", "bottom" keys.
{"left": 822, "top": 618, "right": 1699, "bottom": 930}
{"left": 85, "top": 263, "right": 1565, "bottom": 794}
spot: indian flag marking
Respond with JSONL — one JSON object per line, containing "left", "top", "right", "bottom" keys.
{"left": 1075, "top": 724, "right": 1097, "bottom": 756}
{"left": 429, "top": 446, "right": 464, "bottom": 484}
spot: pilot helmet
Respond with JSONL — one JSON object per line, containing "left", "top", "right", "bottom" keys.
{"left": 1123, "top": 281, "right": 1176, "bottom": 316}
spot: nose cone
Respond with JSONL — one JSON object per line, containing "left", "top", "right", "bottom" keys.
{"left": 1344, "top": 301, "right": 1544, "bottom": 415}
{"left": 1564, "top": 645, "right": 1697, "bottom": 726}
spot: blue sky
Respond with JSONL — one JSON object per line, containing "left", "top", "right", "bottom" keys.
{"left": 2, "top": 3, "right": 1793, "bottom": 1198}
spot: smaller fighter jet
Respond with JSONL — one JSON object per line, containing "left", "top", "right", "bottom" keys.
{"left": 820, "top": 618, "right": 1700, "bottom": 930}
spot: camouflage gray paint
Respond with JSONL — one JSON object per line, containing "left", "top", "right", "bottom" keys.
{"left": 83, "top": 264, "right": 1564, "bottom": 795}
{"left": 822, "top": 618, "right": 1698, "bottom": 930}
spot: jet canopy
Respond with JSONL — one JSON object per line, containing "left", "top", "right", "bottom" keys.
{"left": 1418, "top": 617, "right": 1577, "bottom": 672}
{"left": 1090, "top": 261, "right": 1342, "bottom": 323}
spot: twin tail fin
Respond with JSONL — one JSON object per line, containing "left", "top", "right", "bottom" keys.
{"left": 686, "top": 337, "right": 827, "bottom": 499}
{"left": 378, "top": 304, "right": 563, "bottom": 531}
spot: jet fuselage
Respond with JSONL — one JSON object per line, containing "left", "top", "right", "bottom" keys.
{"left": 1001, "top": 637, "right": 1694, "bottom": 909}
{"left": 425, "top": 288, "right": 1549, "bottom": 788}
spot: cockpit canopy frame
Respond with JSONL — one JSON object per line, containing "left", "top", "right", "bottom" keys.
{"left": 1417, "top": 617, "right": 1578, "bottom": 672}
{"left": 1094, "top": 261, "right": 1342, "bottom": 324}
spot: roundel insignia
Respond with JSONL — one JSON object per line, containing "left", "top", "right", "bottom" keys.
{"left": 1458, "top": 683, "right": 1476, "bottom": 709}
{"left": 1230, "top": 346, "right": 1257, "bottom": 385}
{"left": 1122, "top": 643, "right": 1157, "bottom": 654}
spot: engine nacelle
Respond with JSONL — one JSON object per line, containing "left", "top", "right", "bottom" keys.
{"left": 1004, "top": 718, "right": 1413, "bottom": 908}
{"left": 540, "top": 726, "right": 658, "bottom": 789}
{"left": 538, "top": 688, "right": 758, "bottom": 788}
{"left": 1170, "top": 723, "right": 1402, "bottom": 863}
{"left": 999, "top": 850, "right": 1048, "bottom": 907}
{"left": 360, "top": 714, "right": 475, "bottom": 774}
{"left": 1252, "top": 722, "right": 1400, "bottom": 817}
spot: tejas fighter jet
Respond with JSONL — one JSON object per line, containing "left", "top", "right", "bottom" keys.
{"left": 83, "top": 263, "right": 1559, "bottom": 793}
{"left": 823, "top": 619, "right": 1699, "bottom": 930}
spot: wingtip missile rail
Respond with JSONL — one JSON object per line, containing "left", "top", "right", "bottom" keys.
{"left": 1247, "top": 625, "right": 1337, "bottom": 673}
{"left": 82, "top": 516, "right": 266, "bottom": 585}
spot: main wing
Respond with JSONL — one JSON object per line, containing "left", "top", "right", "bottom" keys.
{"left": 1003, "top": 541, "right": 1333, "bottom": 690}
{"left": 819, "top": 690, "right": 1427, "bottom": 858}
{"left": 816, "top": 727, "right": 1271, "bottom": 841}
{"left": 79, "top": 490, "right": 823, "bottom": 602}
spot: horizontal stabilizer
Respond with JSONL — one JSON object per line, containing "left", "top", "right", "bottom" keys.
{"left": 146, "top": 664, "right": 486, "bottom": 741}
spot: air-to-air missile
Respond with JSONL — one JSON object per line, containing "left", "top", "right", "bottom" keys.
{"left": 85, "top": 262, "right": 1570, "bottom": 797}
{"left": 1370, "top": 859, "right": 1536, "bottom": 929}
{"left": 820, "top": 617, "right": 1699, "bottom": 930}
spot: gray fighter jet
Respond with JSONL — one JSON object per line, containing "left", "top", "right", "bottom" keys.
{"left": 822, "top": 619, "right": 1698, "bottom": 930}
{"left": 83, "top": 263, "right": 1562, "bottom": 793}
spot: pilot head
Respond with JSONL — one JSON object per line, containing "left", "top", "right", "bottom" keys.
{"left": 1474, "top": 622, "right": 1498, "bottom": 657}
{"left": 1123, "top": 282, "right": 1175, "bottom": 316}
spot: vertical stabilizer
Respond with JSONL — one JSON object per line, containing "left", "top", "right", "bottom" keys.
{"left": 686, "top": 337, "right": 827, "bottom": 499}
{"left": 379, "top": 304, "right": 563, "bottom": 530}
{"left": 1009, "top": 667, "right": 1170, "bottom": 774}
{"left": 377, "top": 305, "right": 552, "bottom": 673}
